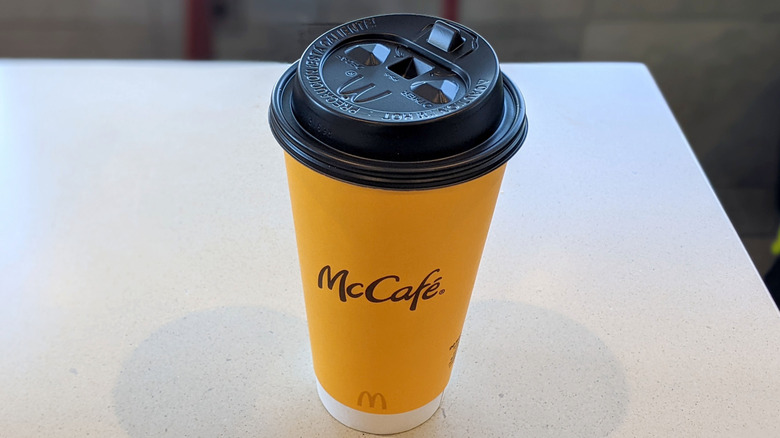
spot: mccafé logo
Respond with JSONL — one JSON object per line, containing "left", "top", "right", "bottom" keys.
{"left": 317, "top": 265, "right": 445, "bottom": 311}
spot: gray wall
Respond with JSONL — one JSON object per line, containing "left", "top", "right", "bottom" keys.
{"left": 0, "top": 1, "right": 181, "bottom": 58}
{"left": 2, "top": 0, "right": 779, "bottom": 273}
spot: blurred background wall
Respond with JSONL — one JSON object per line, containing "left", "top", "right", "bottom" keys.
{"left": 2, "top": 0, "right": 780, "bottom": 274}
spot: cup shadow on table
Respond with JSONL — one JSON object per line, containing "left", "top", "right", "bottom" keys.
{"left": 112, "top": 306, "right": 317, "bottom": 437}
{"left": 406, "top": 299, "right": 630, "bottom": 437}
{"left": 113, "top": 301, "right": 628, "bottom": 437}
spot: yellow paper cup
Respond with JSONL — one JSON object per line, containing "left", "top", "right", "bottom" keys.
{"left": 269, "top": 14, "right": 528, "bottom": 434}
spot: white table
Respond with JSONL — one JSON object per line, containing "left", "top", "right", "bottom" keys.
{"left": 1, "top": 61, "right": 779, "bottom": 437}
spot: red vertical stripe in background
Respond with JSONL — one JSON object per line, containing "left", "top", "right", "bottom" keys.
{"left": 186, "top": 0, "right": 212, "bottom": 60}
{"left": 443, "top": 0, "right": 459, "bottom": 22}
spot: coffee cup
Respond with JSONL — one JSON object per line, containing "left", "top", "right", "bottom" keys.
{"left": 269, "top": 14, "right": 528, "bottom": 434}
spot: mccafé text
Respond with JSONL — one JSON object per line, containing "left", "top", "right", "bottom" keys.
{"left": 317, "top": 265, "right": 444, "bottom": 311}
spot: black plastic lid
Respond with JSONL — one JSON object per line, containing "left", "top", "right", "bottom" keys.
{"left": 269, "top": 14, "right": 528, "bottom": 190}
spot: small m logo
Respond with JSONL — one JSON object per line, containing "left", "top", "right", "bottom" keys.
{"left": 357, "top": 391, "right": 387, "bottom": 410}
{"left": 337, "top": 75, "right": 391, "bottom": 104}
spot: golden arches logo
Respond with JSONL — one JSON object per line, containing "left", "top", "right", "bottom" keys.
{"left": 357, "top": 391, "right": 387, "bottom": 410}
{"left": 336, "top": 75, "right": 391, "bottom": 104}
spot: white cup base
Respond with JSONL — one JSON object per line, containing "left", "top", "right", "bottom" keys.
{"left": 316, "top": 379, "right": 443, "bottom": 435}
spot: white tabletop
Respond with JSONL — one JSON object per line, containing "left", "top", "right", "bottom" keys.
{"left": 1, "top": 60, "right": 779, "bottom": 437}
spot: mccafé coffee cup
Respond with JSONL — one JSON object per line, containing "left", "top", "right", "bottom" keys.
{"left": 269, "top": 14, "right": 528, "bottom": 434}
